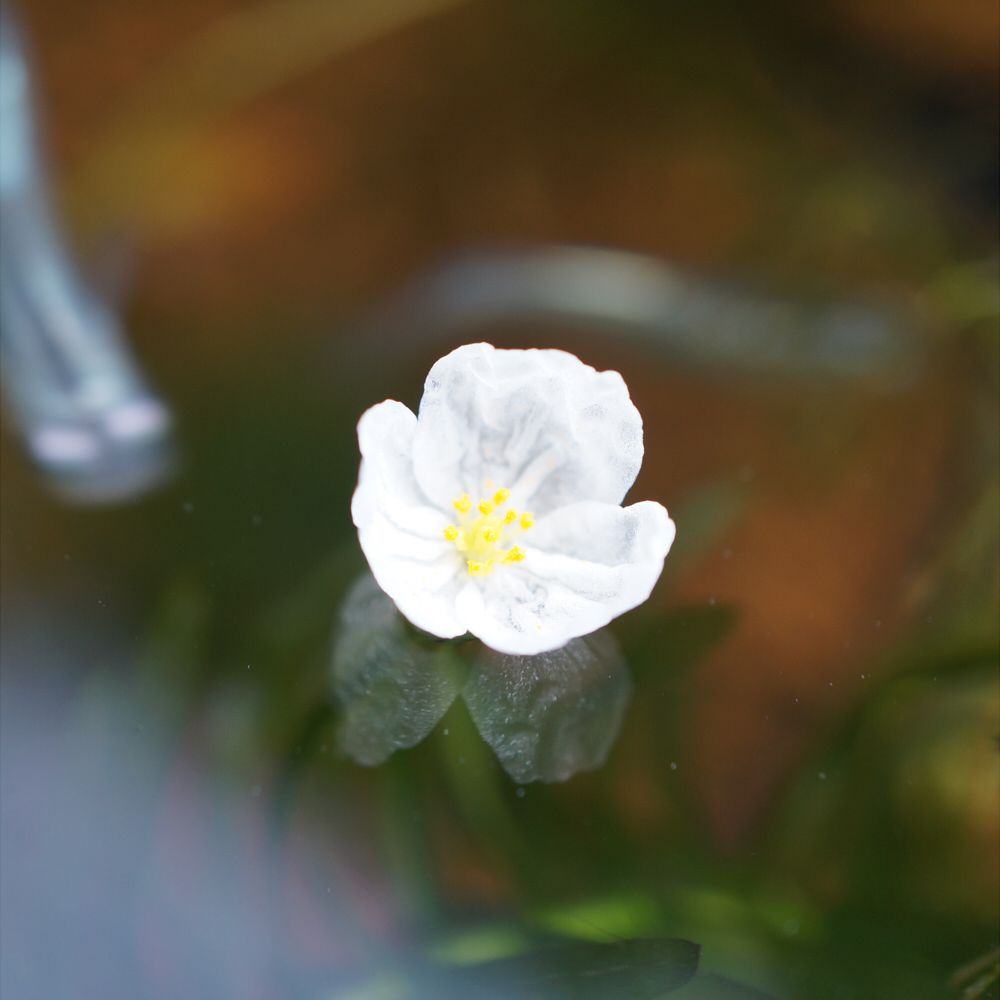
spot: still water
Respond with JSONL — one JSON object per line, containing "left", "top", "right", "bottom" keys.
{"left": 1, "top": 2, "right": 997, "bottom": 998}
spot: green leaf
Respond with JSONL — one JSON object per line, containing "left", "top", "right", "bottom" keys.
{"left": 331, "top": 574, "right": 464, "bottom": 765}
{"left": 463, "top": 630, "right": 631, "bottom": 783}
{"left": 431, "top": 937, "right": 701, "bottom": 999}
{"left": 674, "top": 973, "right": 775, "bottom": 999}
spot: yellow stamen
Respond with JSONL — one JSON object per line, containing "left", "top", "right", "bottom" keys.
{"left": 443, "top": 484, "right": 528, "bottom": 575}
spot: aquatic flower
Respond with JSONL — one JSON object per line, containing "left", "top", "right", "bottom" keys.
{"left": 351, "top": 343, "right": 675, "bottom": 655}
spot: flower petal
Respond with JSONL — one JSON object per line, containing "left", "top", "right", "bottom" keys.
{"left": 454, "top": 500, "right": 674, "bottom": 655}
{"left": 412, "top": 343, "right": 644, "bottom": 516}
{"left": 352, "top": 400, "right": 466, "bottom": 639}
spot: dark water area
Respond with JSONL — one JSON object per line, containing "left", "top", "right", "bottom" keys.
{"left": 1, "top": 2, "right": 997, "bottom": 998}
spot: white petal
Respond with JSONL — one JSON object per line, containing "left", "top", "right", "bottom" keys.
{"left": 454, "top": 500, "right": 675, "bottom": 655}
{"left": 352, "top": 400, "right": 466, "bottom": 639}
{"left": 412, "top": 343, "right": 644, "bottom": 516}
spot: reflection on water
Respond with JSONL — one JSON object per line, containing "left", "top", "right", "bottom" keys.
{"left": 333, "top": 573, "right": 632, "bottom": 782}
{"left": 0, "top": 7, "right": 172, "bottom": 503}
{"left": 357, "top": 246, "right": 924, "bottom": 386}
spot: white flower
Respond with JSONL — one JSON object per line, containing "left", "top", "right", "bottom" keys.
{"left": 351, "top": 343, "right": 676, "bottom": 656}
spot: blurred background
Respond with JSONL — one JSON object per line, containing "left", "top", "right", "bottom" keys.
{"left": 1, "top": 1, "right": 997, "bottom": 998}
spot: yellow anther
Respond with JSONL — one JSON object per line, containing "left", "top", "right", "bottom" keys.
{"left": 445, "top": 485, "right": 527, "bottom": 575}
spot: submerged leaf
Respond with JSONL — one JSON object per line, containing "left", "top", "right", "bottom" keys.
{"left": 432, "top": 937, "right": 700, "bottom": 999}
{"left": 673, "top": 973, "right": 776, "bottom": 999}
{"left": 331, "top": 573, "right": 463, "bottom": 765}
{"left": 463, "top": 630, "right": 632, "bottom": 783}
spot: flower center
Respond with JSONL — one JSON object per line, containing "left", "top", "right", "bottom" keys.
{"left": 443, "top": 487, "right": 533, "bottom": 576}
